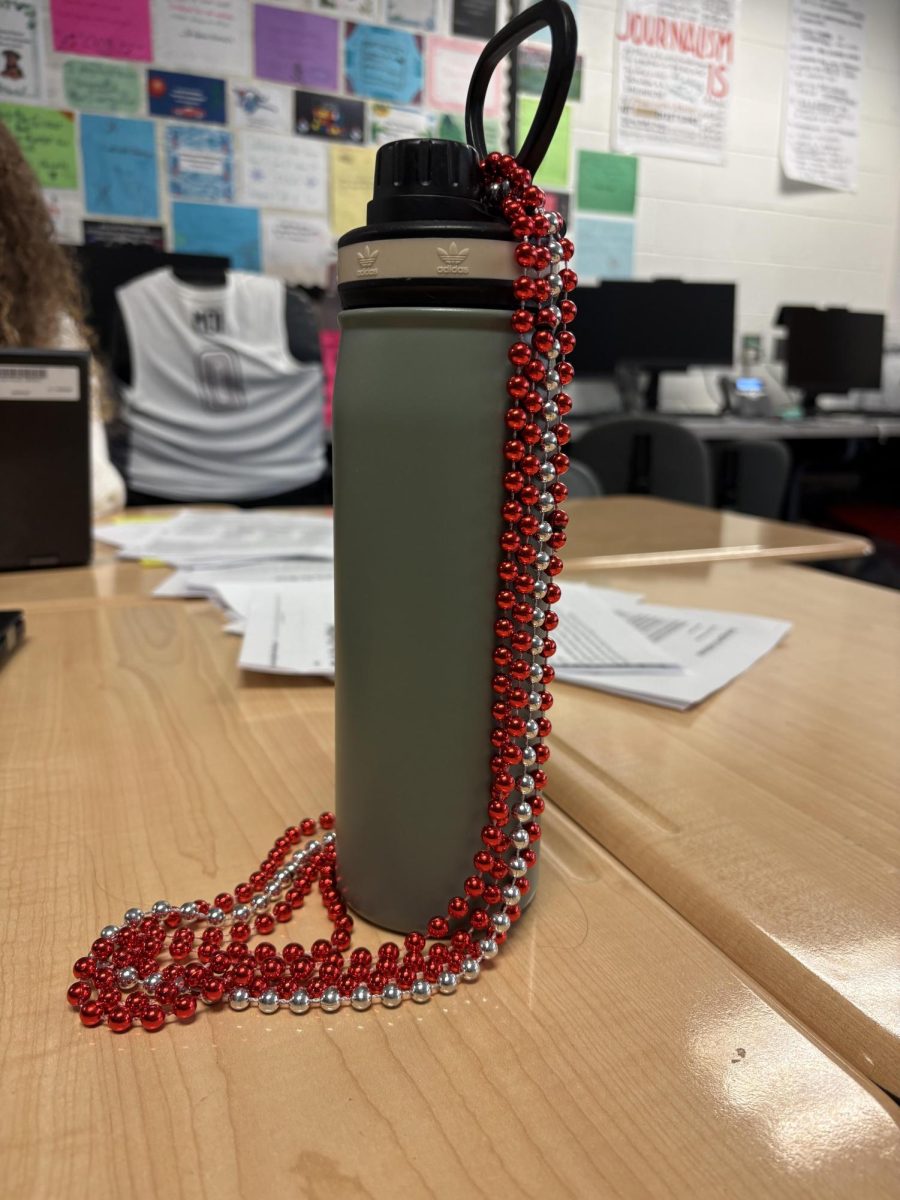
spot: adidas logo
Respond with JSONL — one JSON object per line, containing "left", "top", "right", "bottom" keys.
{"left": 356, "top": 245, "right": 379, "bottom": 276}
{"left": 436, "top": 242, "right": 470, "bottom": 275}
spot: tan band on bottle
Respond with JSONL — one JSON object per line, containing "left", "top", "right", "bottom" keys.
{"left": 338, "top": 237, "right": 517, "bottom": 284}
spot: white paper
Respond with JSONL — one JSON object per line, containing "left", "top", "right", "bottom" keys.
{"left": 557, "top": 600, "right": 791, "bottom": 709}
{"left": 427, "top": 37, "right": 503, "bottom": 117}
{"left": 369, "top": 103, "right": 437, "bottom": 145}
{"left": 239, "top": 581, "right": 335, "bottom": 676}
{"left": 0, "top": 0, "right": 43, "bottom": 102}
{"left": 554, "top": 587, "right": 680, "bottom": 671}
{"left": 262, "top": 213, "right": 333, "bottom": 285}
{"left": 239, "top": 132, "right": 327, "bottom": 212}
{"left": 153, "top": 557, "right": 335, "bottom": 599}
{"left": 44, "top": 190, "right": 83, "bottom": 243}
{"left": 153, "top": 0, "right": 250, "bottom": 76}
{"left": 112, "top": 510, "right": 334, "bottom": 565}
{"left": 94, "top": 516, "right": 176, "bottom": 551}
{"left": 781, "top": 0, "right": 864, "bottom": 192}
{"left": 385, "top": 0, "right": 438, "bottom": 31}
{"left": 230, "top": 79, "right": 292, "bottom": 134}
{"left": 612, "top": 0, "right": 738, "bottom": 165}
{"left": 315, "top": 0, "right": 377, "bottom": 14}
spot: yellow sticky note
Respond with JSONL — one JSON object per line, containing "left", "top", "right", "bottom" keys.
{"left": 330, "top": 145, "right": 377, "bottom": 237}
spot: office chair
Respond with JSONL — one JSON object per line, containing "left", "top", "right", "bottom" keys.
{"left": 570, "top": 415, "right": 712, "bottom": 506}
{"left": 713, "top": 440, "right": 791, "bottom": 519}
{"left": 563, "top": 458, "right": 603, "bottom": 498}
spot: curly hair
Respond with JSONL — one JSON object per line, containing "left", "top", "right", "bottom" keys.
{"left": 0, "top": 120, "right": 90, "bottom": 348}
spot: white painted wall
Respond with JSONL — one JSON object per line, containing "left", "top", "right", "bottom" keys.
{"left": 573, "top": 0, "right": 900, "bottom": 342}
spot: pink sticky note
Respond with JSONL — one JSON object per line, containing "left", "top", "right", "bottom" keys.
{"left": 50, "top": 0, "right": 152, "bottom": 62}
{"left": 319, "top": 330, "right": 340, "bottom": 429}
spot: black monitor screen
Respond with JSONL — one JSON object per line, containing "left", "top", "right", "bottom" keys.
{"left": 570, "top": 280, "right": 735, "bottom": 375}
{"left": 784, "top": 308, "right": 883, "bottom": 394}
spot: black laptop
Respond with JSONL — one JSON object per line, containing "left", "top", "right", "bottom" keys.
{"left": 0, "top": 348, "right": 91, "bottom": 571}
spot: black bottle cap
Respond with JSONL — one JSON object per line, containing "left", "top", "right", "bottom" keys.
{"left": 366, "top": 139, "right": 500, "bottom": 224}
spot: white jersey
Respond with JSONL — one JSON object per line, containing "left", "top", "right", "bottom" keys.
{"left": 117, "top": 269, "right": 326, "bottom": 500}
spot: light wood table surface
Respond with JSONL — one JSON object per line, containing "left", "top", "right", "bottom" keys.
{"left": 0, "top": 580, "right": 898, "bottom": 1196}
{"left": 564, "top": 495, "right": 872, "bottom": 570}
{"left": 551, "top": 557, "right": 900, "bottom": 1098}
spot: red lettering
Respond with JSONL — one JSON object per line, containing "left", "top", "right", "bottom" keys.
{"left": 707, "top": 63, "right": 729, "bottom": 98}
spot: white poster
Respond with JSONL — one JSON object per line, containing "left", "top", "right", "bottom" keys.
{"left": 239, "top": 132, "right": 328, "bottom": 212}
{"left": 0, "top": 0, "right": 43, "bottom": 102}
{"left": 153, "top": 0, "right": 250, "bottom": 76}
{"left": 230, "top": 79, "right": 292, "bottom": 134}
{"left": 262, "top": 213, "right": 333, "bottom": 286}
{"left": 44, "top": 189, "right": 83, "bottom": 243}
{"left": 612, "top": 0, "right": 738, "bottom": 165}
{"left": 781, "top": 0, "right": 864, "bottom": 193}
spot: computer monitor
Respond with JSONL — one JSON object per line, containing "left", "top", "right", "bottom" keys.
{"left": 570, "top": 280, "right": 736, "bottom": 409}
{"left": 778, "top": 306, "right": 884, "bottom": 414}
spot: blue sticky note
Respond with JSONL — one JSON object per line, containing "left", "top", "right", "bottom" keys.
{"left": 574, "top": 216, "right": 635, "bottom": 282}
{"left": 80, "top": 115, "right": 159, "bottom": 219}
{"left": 148, "top": 70, "right": 226, "bottom": 124}
{"left": 172, "top": 202, "right": 260, "bottom": 271}
{"left": 166, "top": 126, "right": 234, "bottom": 202}
{"left": 344, "top": 24, "right": 423, "bottom": 105}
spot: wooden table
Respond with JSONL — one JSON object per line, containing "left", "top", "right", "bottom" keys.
{"left": 564, "top": 496, "right": 872, "bottom": 570}
{"left": 1, "top": 579, "right": 899, "bottom": 1195}
{"left": 551, "top": 558, "right": 900, "bottom": 1098}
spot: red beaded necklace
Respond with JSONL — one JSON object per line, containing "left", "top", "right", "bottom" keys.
{"left": 66, "top": 152, "right": 577, "bottom": 1033}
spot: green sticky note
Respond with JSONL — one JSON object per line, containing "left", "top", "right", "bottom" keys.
{"left": 63, "top": 60, "right": 142, "bottom": 116}
{"left": 0, "top": 103, "right": 78, "bottom": 189}
{"left": 517, "top": 97, "right": 571, "bottom": 189}
{"left": 576, "top": 150, "right": 637, "bottom": 215}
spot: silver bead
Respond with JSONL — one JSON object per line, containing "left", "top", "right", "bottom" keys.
{"left": 547, "top": 239, "right": 563, "bottom": 263}
{"left": 514, "top": 799, "right": 533, "bottom": 820}
{"left": 411, "top": 980, "right": 431, "bottom": 1004}
{"left": 517, "top": 774, "right": 535, "bottom": 795}
{"left": 525, "top": 718, "right": 540, "bottom": 739}
{"left": 529, "top": 663, "right": 544, "bottom": 683}
{"left": 207, "top": 907, "right": 225, "bottom": 925}
{"left": 230, "top": 988, "right": 250, "bottom": 1011}
{"left": 351, "top": 985, "right": 371, "bottom": 1012}
{"left": 546, "top": 339, "right": 561, "bottom": 361}
{"left": 232, "top": 904, "right": 251, "bottom": 923}
{"left": 99, "top": 924, "right": 119, "bottom": 940}
{"left": 547, "top": 273, "right": 563, "bottom": 294}
{"left": 509, "top": 856, "right": 528, "bottom": 878}
{"left": 381, "top": 982, "right": 403, "bottom": 1008}
{"left": 179, "top": 901, "right": 198, "bottom": 923}
{"left": 117, "top": 966, "right": 138, "bottom": 990}
{"left": 528, "top": 691, "right": 542, "bottom": 712}
{"left": 322, "top": 831, "right": 336, "bottom": 846}
{"left": 537, "top": 520, "right": 553, "bottom": 542}
{"left": 544, "top": 369, "right": 560, "bottom": 392}
{"left": 320, "top": 987, "right": 341, "bottom": 1013}
{"left": 289, "top": 989, "right": 310, "bottom": 1015}
{"left": 542, "top": 404, "right": 559, "bottom": 426}
{"left": 546, "top": 212, "right": 561, "bottom": 234}
{"left": 143, "top": 972, "right": 163, "bottom": 994}
{"left": 502, "top": 884, "right": 522, "bottom": 905}
{"left": 264, "top": 882, "right": 280, "bottom": 900}
{"left": 258, "top": 989, "right": 279, "bottom": 1015}
{"left": 275, "top": 869, "right": 291, "bottom": 887}
{"left": 251, "top": 894, "right": 267, "bottom": 913}
{"left": 535, "top": 550, "right": 551, "bottom": 570}
{"left": 538, "top": 488, "right": 555, "bottom": 510}
{"left": 492, "top": 912, "right": 511, "bottom": 935}
{"left": 531, "top": 607, "right": 545, "bottom": 626}
{"left": 532, "top": 634, "right": 546, "bottom": 654}
{"left": 511, "top": 826, "right": 530, "bottom": 850}
{"left": 539, "top": 461, "right": 557, "bottom": 483}
{"left": 479, "top": 937, "right": 500, "bottom": 959}
{"left": 438, "top": 971, "right": 457, "bottom": 995}
{"left": 541, "top": 433, "right": 559, "bottom": 455}
{"left": 124, "top": 907, "right": 143, "bottom": 925}
{"left": 290, "top": 850, "right": 306, "bottom": 866}
{"left": 521, "top": 746, "right": 537, "bottom": 769}
{"left": 461, "top": 957, "right": 480, "bottom": 982}
{"left": 306, "top": 840, "right": 321, "bottom": 855}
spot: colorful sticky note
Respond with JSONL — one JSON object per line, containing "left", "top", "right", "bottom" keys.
{"left": 172, "top": 201, "right": 261, "bottom": 271}
{"left": 50, "top": 0, "right": 152, "bottom": 62}
{"left": 63, "top": 60, "right": 142, "bottom": 115}
{"left": 0, "top": 103, "right": 77, "bottom": 189}
{"left": 148, "top": 70, "right": 226, "bottom": 124}
{"left": 517, "top": 97, "right": 571, "bottom": 189}
{"left": 80, "top": 115, "right": 158, "bottom": 218}
{"left": 577, "top": 150, "right": 637, "bottom": 216}
{"left": 166, "top": 125, "right": 234, "bottom": 202}
{"left": 344, "top": 24, "right": 423, "bottom": 106}
{"left": 330, "top": 144, "right": 376, "bottom": 236}
{"left": 573, "top": 216, "right": 634, "bottom": 282}
{"left": 254, "top": 6, "right": 339, "bottom": 91}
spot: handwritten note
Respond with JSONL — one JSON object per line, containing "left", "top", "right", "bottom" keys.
{"left": 239, "top": 131, "right": 327, "bottom": 212}
{"left": 44, "top": 189, "right": 83, "bottom": 242}
{"left": 781, "top": 0, "right": 864, "bottom": 192}
{"left": 262, "top": 213, "right": 332, "bottom": 286}
{"left": 254, "top": 6, "right": 339, "bottom": 92}
{"left": 576, "top": 150, "right": 637, "bottom": 215}
{"left": 166, "top": 124, "right": 233, "bottom": 201}
{"left": 573, "top": 216, "right": 634, "bottom": 283}
{"left": 172, "top": 201, "right": 260, "bottom": 270}
{"left": 50, "top": 0, "right": 152, "bottom": 62}
{"left": 0, "top": 1, "right": 43, "bottom": 101}
{"left": 0, "top": 103, "right": 77, "bottom": 188}
{"left": 80, "top": 114, "right": 158, "bottom": 217}
{"left": 230, "top": 79, "right": 291, "bottom": 133}
{"left": 153, "top": 0, "right": 249, "bottom": 76}
{"left": 427, "top": 37, "right": 501, "bottom": 117}
{"left": 330, "top": 144, "right": 376, "bottom": 236}
{"left": 344, "top": 24, "right": 423, "bottom": 105}
{"left": 63, "top": 60, "right": 141, "bottom": 115}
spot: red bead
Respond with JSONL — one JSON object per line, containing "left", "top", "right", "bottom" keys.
{"left": 547, "top": 555, "right": 564, "bottom": 576}
{"left": 540, "top": 691, "right": 554, "bottom": 711}
{"left": 519, "top": 513, "right": 539, "bottom": 536}
{"left": 300, "top": 818, "right": 316, "bottom": 836}
{"left": 511, "top": 307, "right": 534, "bottom": 333}
{"left": 505, "top": 406, "right": 527, "bottom": 431}
{"left": 558, "top": 331, "right": 576, "bottom": 355}
{"left": 520, "top": 484, "right": 540, "bottom": 506}
{"left": 503, "top": 471, "right": 524, "bottom": 494}
{"left": 523, "top": 391, "right": 543, "bottom": 415}
{"left": 498, "top": 558, "right": 517, "bottom": 581}
{"left": 508, "top": 687, "right": 528, "bottom": 709}
{"left": 67, "top": 981, "right": 91, "bottom": 1007}
{"left": 508, "top": 341, "right": 532, "bottom": 366}
{"left": 493, "top": 646, "right": 512, "bottom": 668}
{"left": 525, "top": 359, "right": 546, "bottom": 384}
{"left": 511, "top": 216, "right": 534, "bottom": 239}
{"left": 482, "top": 884, "right": 502, "bottom": 906}
{"left": 494, "top": 618, "right": 513, "bottom": 640}
{"left": 521, "top": 454, "right": 541, "bottom": 476}
{"left": 428, "top": 917, "right": 449, "bottom": 940}
{"left": 560, "top": 269, "right": 577, "bottom": 291}
{"left": 517, "top": 545, "right": 537, "bottom": 567}
{"left": 556, "top": 423, "right": 571, "bottom": 446}
{"left": 534, "top": 279, "right": 552, "bottom": 303}
{"left": 558, "top": 361, "right": 575, "bottom": 385}
{"left": 504, "top": 439, "right": 525, "bottom": 462}
{"left": 501, "top": 501, "right": 522, "bottom": 523}
{"left": 470, "top": 909, "right": 490, "bottom": 932}
{"left": 512, "top": 627, "right": 533, "bottom": 649}
{"left": 522, "top": 422, "right": 541, "bottom": 446}
{"left": 532, "top": 214, "right": 551, "bottom": 237}
{"left": 523, "top": 185, "right": 545, "bottom": 208}
{"left": 492, "top": 673, "right": 509, "bottom": 695}
{"left": 141, "top": 1005, "right": 165, "bottom": 1032}
{"left": 556, "top": 392, "right": 573, "bottom": 416}
{"left": 464, "top": 875, "right": 485, "bottom": 898}
{"left": 202, "top": 979, "right": 224, "bottom": 1004}
{"left": 491, "top": 701, "right": 508, "bottom": 722}
{"left": 514, "top": 243, "right": 536, "bottom": 269}
{"left": 319, "top": 811, "right": 335, "bottom": 830}
{"left": 560, "top": 299, "right": 577, "bottom": 323}
{"left": 473, "top": 851, "right": 493, "bottom": 872}
{"left": 560, "top": 238, "right": 575, "bottom": 260}
{"left": 512, "top": 275, "right": 536, "bottom": 301}
{"left": 107, "top": 1006, "right": 132, "bottom": 1033}
{"left": 532, "top": 246, "right": 552, "bottom": 271}
{"left": 174, "top": 994, "right": 197, "bottom": 1021}
{"left": 73, "top": 957, "right": 94, "bottom": 981}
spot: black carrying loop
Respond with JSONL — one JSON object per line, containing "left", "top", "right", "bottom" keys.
{"left": 465, "top": 0, "right": 578, "bottom": 178}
